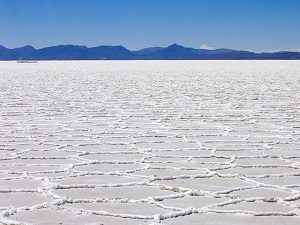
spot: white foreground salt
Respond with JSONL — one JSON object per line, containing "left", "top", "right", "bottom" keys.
{"left": 0, "top": 60, "right": 299, "bottom": 225}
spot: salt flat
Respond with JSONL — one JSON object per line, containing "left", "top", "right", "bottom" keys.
{"left": 0, "top": 60, "right": 299, "bottom": 225}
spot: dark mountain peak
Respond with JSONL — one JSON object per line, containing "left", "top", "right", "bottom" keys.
{"left": 167, "top": 43, "right": 185, "bottom": 49}
{"left": 114, "top": 45, "right": 128, "bottom": 50}
{"left": 15, "top": 45, "right": 36, "bottom": 51}
{"left": 41, "top": 45, "right": 88, "bottom": 50}
{"left": 92, "top": 45, "right": 130, "bottom": 51}
{"left": 62, "top": 44, "right": 86, "bottom": 48}
{"left": 169, "top": 43, "right": 179, "bottom": 46}
{"left": 68, "top": 45, "right": 88, "bottom": 49}
{"left": 165, "top": 44, "right": 199, "bottom": 53}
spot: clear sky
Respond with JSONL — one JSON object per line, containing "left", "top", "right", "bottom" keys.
{"left": 0, "top": 0, "right": 300, "bottom": 51}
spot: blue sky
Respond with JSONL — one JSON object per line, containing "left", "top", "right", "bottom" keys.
{"left": 0, "top": 0, "right": 299, "bottom": 51}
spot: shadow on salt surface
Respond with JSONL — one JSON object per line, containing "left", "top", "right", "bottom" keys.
{"left": 0, "top": 158, "right": 79, "bottom": 165}
{"left": 252, "top": 176, "right": 300, "bottom": 186}
{"left": 170, "top": 128, "right": 224, "bottom": 136}
{"left": 80, "top": 152, "right": 146, "bottom": 161}
{"left": 133, "top": 168, "right": 207, "bottom": 177}
{"left": 56, "top": 174, "right": 142, "bottom": 185}
{"left": 220, "top": 167, "right": 299, "bottom": 176}
{"left": 54, "top": 186, "right": 174, "bottom": 200}
{"left": 0, "top": 164, "right": 65, "bottom": 173}
{"left": 0, "top": 143, "right": 56, "bottom": 151}
{"left": 290, "top": 158, "right": 300, "bottom": 163}
{"left": 215, "top": 149, "right": 263, "bottom": 157}
{"left": 234, "top": 157, "right": 291, "bottom": 166}
{"left": 44, "top": 139, "right": 97, "bottom": 146}
{"left": 9, "top": 208, "right": 149, "bottom": 225}
{"left": 266, "top": 146, "right": 300, "bottom": 158}
{"left": 73, "top": 163, "right": 143, "bottom": 173}
{"left": 230, "top": 187, "right": 292, "bottom": 199}
{"left": 213, "top": 143, "right": 265, "bottom": 151}
{"left": 0, "top": 150, "right": 18, "bottom": 158}
{"left": 0, "top": 139, "right": 40, "bottom": 147}
{"left": 135, "top": 141, "right": 199, "bottom": 150}
{"left": 160, "top": 195, "right": 228, "bottom": 209}
{"left": 163, "top": 213, "right": 300, "bottom": 225}
{"left": 133, "top": 135, "right": 186, "bottom": 143}
{"left": 145, "top": 161, "right": 217, "bottom": 169}
{"left": 216, "top": 201, "right": 293, "bottom": 213}
{"left": 152, "top": 149, "right": 212, "bottom": 157}
{"left": 19, "top": 149, "right": 78, "bottom": 157}
{"left": 0, "top": 173, "right": 21, "bottom": 179}
{"left": 194, "top": 135, "right": 244, "bottom": 142}
{"left": 143, "top": 156, "right": 188, "bottom": 163}
{"left": 0, "top": 178, "right": 43, "bottom": 189}
{"left": 67, "top": 144, "right": 138, "bottom": 153}
{"left": 96, "top": 136, "right": 133, "bottom": 144}
{"left": 190, "top": 157, "right": 231, "bottom": 164}
{"left": 0, "top": 192, "right": 50, "bottom": 208}
{"left": 64, "top": 201, "right": 170, "bottom": 216}
{"left": 154, "top": 177, "right": 252, "bottom": 192}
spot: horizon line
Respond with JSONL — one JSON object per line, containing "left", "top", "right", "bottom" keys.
{"left": 1, "top": 43, "right": 300, "bottom": 53}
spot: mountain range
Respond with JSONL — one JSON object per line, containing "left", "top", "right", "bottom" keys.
{"left": 1, "top": 44, "right": 300, "bottom": 60}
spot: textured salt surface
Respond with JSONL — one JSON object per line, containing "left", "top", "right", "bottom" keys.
{"left": 0, "top": 61, "right": 299, "bottom": 225}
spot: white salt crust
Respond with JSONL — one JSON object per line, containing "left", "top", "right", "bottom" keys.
{"left": 0, "top": 60, "right": 299, "bottom": 224}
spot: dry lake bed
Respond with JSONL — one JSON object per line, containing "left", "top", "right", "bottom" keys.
{"left": 0, "top": 61, "right": 299, "bottom": 225}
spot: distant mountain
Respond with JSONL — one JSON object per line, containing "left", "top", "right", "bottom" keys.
{"left": 0, "top": 44, "right": 299, "bottom": 60}
{"left": 37, "top": 45, "right": 88, "bottom": 60}
{"left": 134, "top": 47, "right": 164, "bottom": 55}
{"left": 140, "top": 44, "right": 201, "bottom": 59}
{"left": 88, "top": 46, "right": 135, "bottom": 59}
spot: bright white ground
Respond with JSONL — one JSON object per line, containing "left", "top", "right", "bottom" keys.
{"left": 0, "top": 61, "right": 299, "bottom": 225}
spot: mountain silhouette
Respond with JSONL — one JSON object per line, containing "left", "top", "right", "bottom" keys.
{"left": 0, "top": 44, "right": 299, "bottom": 60}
